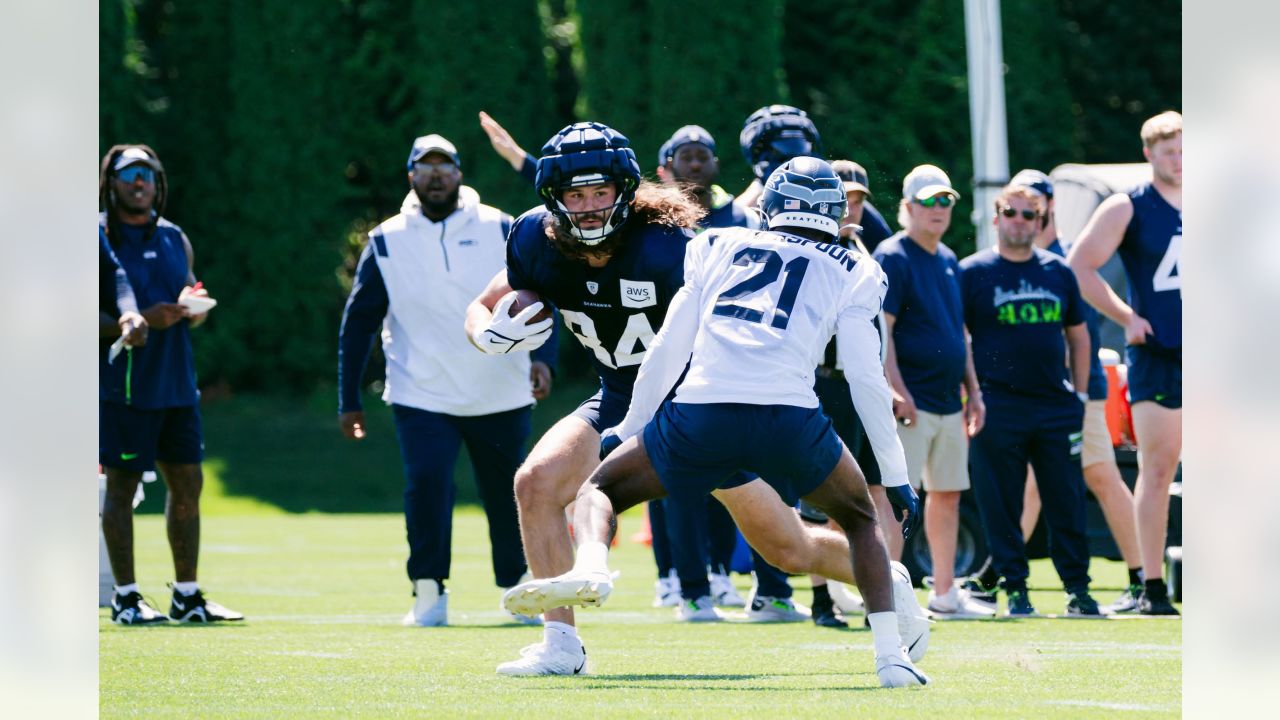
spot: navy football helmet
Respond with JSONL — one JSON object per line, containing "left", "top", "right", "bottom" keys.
{"left": 739, "top": 105, "right": 823, "bottom": 182}
{"left": 760, "top": 157, "right": 847, "bottom": 238}
{"left": 535, "top": 122, "right": 642, "bottom": 246}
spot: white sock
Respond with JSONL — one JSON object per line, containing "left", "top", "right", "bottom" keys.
{"left": 172, "top": 581, "right": 199, "bottom": 596}
{"left": 574, "top": 541, "right": 611, "bottom": 575}
{"left": 114, "top": 583, "right": 139, "bottom": 596}
{"left": 867, "top": 611, "right": 903, "bottom": 658}
{"left": 543, "top": 621, "right": 580, "bottom": 649}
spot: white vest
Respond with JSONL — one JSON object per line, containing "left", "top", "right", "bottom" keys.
{"left": 371, "top": 187, "right": 533, "bottom": 416}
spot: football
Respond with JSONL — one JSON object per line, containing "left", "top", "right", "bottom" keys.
{"left": 509, "top": 289, "right": 552, "bottom": 324}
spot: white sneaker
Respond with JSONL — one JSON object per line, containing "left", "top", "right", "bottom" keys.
{"left": 402, "top": 579, "right": 447, "bottom": 627}
{"left": 890, "top": 561, "right": 931, "bottom": 662}
{"left": 709, "top": 573, "right": 746, "bottom": 607}
{"left": 496, "top": 641, "right": 588, "bottom": 676}
{"left": 746, "top": 595, "right": 810, "bottom": 622}
{"left": 676, "top": 595, "right": 724, "bottom": 622}
{"left": 653, "top": 570, "right": 681, "bottom": 607}
{"left": 875, "top": 647, "right": 930, "bottom": 688}
{"left": 502, "top": 569, "right": 613, "bottom": 617}
{"left": 927, "top": 584, "right": 996, "bottom": 619}
{"left": 827, "top": 581, "right": 865, "bottom": 615}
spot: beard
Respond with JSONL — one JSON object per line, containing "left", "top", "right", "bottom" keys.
{"left": 543, "top": 212, "right": 629, "bottom": 263}
{"left": 416, "top": 185, "right": 460, "bottom": 219}
{"left": 1000, "top": 230, "right": 1035, "bottom": 248}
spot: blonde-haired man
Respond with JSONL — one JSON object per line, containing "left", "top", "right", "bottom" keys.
{"left": 1067, "top": 111, "right": 1182, "bottom": 615}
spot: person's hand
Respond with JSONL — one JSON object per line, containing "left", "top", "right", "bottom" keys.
{"left": 892, "top": 388, "right": 918, "bottom": 427}
{"left": 885, "top": 483, "right": 922, "bottom": 541}
{"left": 599, "top": 428, "right": 622, "bottom": 460}
{"left": 964, "top": 391, "right": 986, "bottom": 437}
{"left": 118, "top": 310, "right": 148, "bottom": 347}
{"left": 178, "top": 282, "right": 213, "bottom": 316}
{"left": 479, "top": 111, "right": 528, "bottom": 171}
{"left": 140, "top": 302, "right": 189, "bottom": 330}
{"left": 1123, "top": 312, "right": 1153, "bottom": 346}
{"left": 530, "top": 361, "right": 553, "bottom": 400}
{"left": 339, "top": 411, "right": 366, "bottom": 440}
{"left": 471, "top": 292, "right": 554, "bottom": 354}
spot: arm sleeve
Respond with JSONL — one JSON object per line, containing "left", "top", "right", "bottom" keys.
{"left": 611, "top": 284, "right": 700, "bottom": 441}
{"left": 836, "top": 269, "right": 909, "bottom": 488}
{"left": 100, "top": 232, "right": 138, "bottom": 316}
{"left": 337, "top": 241, "right": 389, "bottom": 413}
{"left": 518, "top": 153, "right": 537, "bottom": 186}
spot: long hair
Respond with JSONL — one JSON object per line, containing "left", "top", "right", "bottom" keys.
{"left": 543, "top": 180, "right": 705, "bottom": 262}
{"left": 99, "top": 144, "right": 167, "bottom": 246}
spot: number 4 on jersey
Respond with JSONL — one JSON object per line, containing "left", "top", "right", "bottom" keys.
{"left": 1152, "top": 234, "right": 1181, "bottom": 292}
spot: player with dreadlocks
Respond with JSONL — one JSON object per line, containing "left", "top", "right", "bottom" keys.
{"left": 98, "top": 144, "right": 242, "bottom": 625}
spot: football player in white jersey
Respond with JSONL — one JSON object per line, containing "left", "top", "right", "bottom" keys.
{"left": 504, "top": 158, "right": 930, "bottom": 688}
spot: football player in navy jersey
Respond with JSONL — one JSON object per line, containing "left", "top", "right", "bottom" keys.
{"left": 1068, "top": 111, "right": 1182, "bottom": 615}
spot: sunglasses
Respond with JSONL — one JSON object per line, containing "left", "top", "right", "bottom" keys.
{"left": 413, "top": 160, "right": 458, "bottom": 176}
{"left": 999, "top": 206, "right": 1039, "bottom": 221}
{"left": 916, "top": 195, "right": 953, "bottom": 208}
{"left": 116, "top": 166, "right": 155, "bottom": 184}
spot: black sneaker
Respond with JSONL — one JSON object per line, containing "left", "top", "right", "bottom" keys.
{"left": 111, "top": 591, "right": 170, "bottom": 625}
{"left": 1107, "top": 584, "right": 1142, "bottom": 614}
{"left": 169, "top": 588, "right": 245, "bottom": 623}
{"left": 1065, "top": 591, "right": 1102, "bottom": 616}
{"left": 811, "top": 593, "right": 848, "bottom": 629}
{"left": 1138, "top": 588, "right": 1180, "bottom": 616}
{"left": 960, "top": 577, "right": 998, "bottom": 610}
{"left": 1006, "top": 589, "right": 1036, "bottom": 617}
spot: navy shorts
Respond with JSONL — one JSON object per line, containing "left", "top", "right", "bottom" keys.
{"left": 571, "top": 388, "right": 632, "bottom": 433}
{"left": 815, "top": 373, "right": 882, "bottom": 486}
{"left": 1126, "top": 345, "right": 1181, "bottom": 409}
{"left": 99, "top": 401, "right": 204, "bottom": 473}
{"left": 643, "top": 402, "right": 844, "bottom": 506}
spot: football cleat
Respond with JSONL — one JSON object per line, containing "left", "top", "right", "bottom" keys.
{"left": 169, "top": 588, "right": 244, "bottom": 623}
{"left": 1138, "top": 587, "right": 1180, "bottom": 616}
{"left": 1005, "top": 589, "right": 1037, "bottom": 617}
{"left": 653, "top": 570, "right": 681, "bottom": 608}
{"left": 875, "top": 647, "right": 930, "bottom": 688}
{"left": 496, "top": 641, "right": 588, "bottom": 676}
{"left": 827, "top": 581, "right": 866, "bottom": 616}
{"left": 502, "top": 569, "right": 613, "bottom": 617}
{"left": 810, "top": 591, "right": 848, "bottom": 629}
{"left": 111, "top": 591, "right": 170, "bottom": 625}
{"left": 892, "top": 561, "right": 932, "bottom": 662}
{"left": 676, "top": 596, "right": 724, "bottom": 623}
{"left": 1065, "top": 591, "right": 1103, "bottom": 617}
{"left": 746, "top": 595, "right": 809, "bottom": 623}
{"left": 709, "top": 572, "right": 746, "bottom": 608}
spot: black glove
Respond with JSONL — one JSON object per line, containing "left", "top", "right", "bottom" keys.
{"left": 599, "top": 429, "right": 622, "bottom": 460}
{"left": 885, "top": 483, "right": 922, "bottom": 541}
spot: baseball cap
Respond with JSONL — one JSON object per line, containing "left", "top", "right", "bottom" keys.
{"left": 663, "top": 125, "right": 716, "bottom": 162}
{"left": 113, "top": 147, "right": 160, "bottom": 171}
{"left": 1009, "top": 168, "right": 1053, "bottom": 199}
{"left": 407, "top": 134, "right": 460, "bottom": 169}
{"left": 656, "top": 139, "right": 673, "bottom": 168}
{"left": 902, "top": 164, "right": 960, "bottom": 201}
{"left": 831, "top": 159, "right": 872, "bottom": 196}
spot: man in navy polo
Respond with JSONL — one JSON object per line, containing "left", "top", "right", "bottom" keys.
{"left": 98, "top": 145, "right": 242, "bottom": 625}
{"left": 960, "top": 183, "right": 1101, "bottom": 616}
{"left": 873, "top": 164, "right": 990, "bottom": 618}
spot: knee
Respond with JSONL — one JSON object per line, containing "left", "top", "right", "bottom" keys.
{"left": 760, "top": 543, "right": 808, "bottom": 575}
{"left": 514, "top": 461, "right": 564, "bottom": 511}
{"left": 929, "top": 490, "right": 961, "bottom": 510}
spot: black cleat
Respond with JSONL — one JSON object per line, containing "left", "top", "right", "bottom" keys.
{"left": 111, "top": 591, "right": 170, "bottom": 625}
{"left": 1138, "top": 588, "right": 1180, "bottom": 616}
{"left": 1065, "top": 591, "right": 1103, "bottom": 616}
{"left": 169, "top": 588, "right": 245, "bottom": 623}
{"left": 811, "top": 593, "right": 848, "bottom": 628}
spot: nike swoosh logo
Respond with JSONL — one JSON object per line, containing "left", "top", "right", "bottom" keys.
{"left": 173, "top": 599, "right": 187, "bottom": 611}
{"left": 574, "top": 647, "right": 586, "bottom": 674}
{"left": 121, "top": 452, "right": 138, "bottom": 460}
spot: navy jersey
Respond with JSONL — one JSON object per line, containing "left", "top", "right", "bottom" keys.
{"left": 506, "top": 207, "right": 694, "bottom": 395}
{"left": 873, "top": 233, "right": 967, "bottom": 414}
{"left": 1119, "top": 183, "right": 1182, "bottom": 350}
{"left": 1048, "top": 239, "right": 1107, "bottom": 399}
{"left": 702, "top": 186, "right": 756, "bottom": 229}
{"left": 960, "top": 247, "right": 1085, "bottom": 401}
{"left": 859, "top": 201, "right": 894, "bottom": 254}
{"left": 99, "top": 217, "right": 199, "bottom": 409}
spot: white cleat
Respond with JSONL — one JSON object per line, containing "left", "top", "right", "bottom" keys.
{"left": 502, "top": 569, "right": 613, "bottom": 617}
{"left": 402, "top": 579, "right": 448, "bottom": 627}
{"left": 709, "top": 573, "right": 746, "bottom": 608}
{"left": 496, "top": 641, "right": 588, "bottom": 676}
{"left": 827, "top": 581, "right": 865, "bottom": 616}
{"left": 676, "top": 595, "right": 725, "bottom": 622}
{"left": 891, "top": 561, "right": 932, "bottom": 662}
{"left": 876, "top": 647, "right": 930, "bottom": 688}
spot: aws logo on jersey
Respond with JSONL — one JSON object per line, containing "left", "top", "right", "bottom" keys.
{"left": 619, "top": 279, "right": 657, "bottom": 308}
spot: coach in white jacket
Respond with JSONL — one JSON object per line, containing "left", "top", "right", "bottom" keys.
{"left": 338, "top": 134, "right": 557, "bottom": 626}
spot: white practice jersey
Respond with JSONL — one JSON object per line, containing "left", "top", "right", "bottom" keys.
{"left": 613, "top": 225, "right": 909, "bottom": 487}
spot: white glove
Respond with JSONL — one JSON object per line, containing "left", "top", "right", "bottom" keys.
{"left": 472, "top": 291, "right": 554, "bottom": 354}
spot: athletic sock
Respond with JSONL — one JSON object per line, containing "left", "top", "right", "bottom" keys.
{"left": 172, "top": 581, "right": 199, "bottom": 596}
{"left": 544, "top": 621, "right": 580, "bottom": 649}
{"left": 574, "top": 541, "right": 610, "bottom": 575}
{"left": 1143, "top": 578, "right": 1166, "bottom": 599}
{"left": 114, "top": 583, "right": 139, "bottom": 596}
{"left": 867, "top": 611, "right": 902, "bottom": 658}
{"left": 812, "top": 584, "right": 832, "bottom": 604}
{"left": 1128, "top": 567, "right": 1144, "bottom": 587}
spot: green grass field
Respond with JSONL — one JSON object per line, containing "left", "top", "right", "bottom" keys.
{"left": 101, "top": 507, "right": 1181, "bottom": 718}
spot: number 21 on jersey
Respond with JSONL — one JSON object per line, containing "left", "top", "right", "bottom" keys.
{"left": 712, "top": 247, "right": 809, "bottom": 329}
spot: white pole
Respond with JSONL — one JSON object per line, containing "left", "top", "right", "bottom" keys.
{"left": 964, "top": 0, "right": 1010, "bottom": 251}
